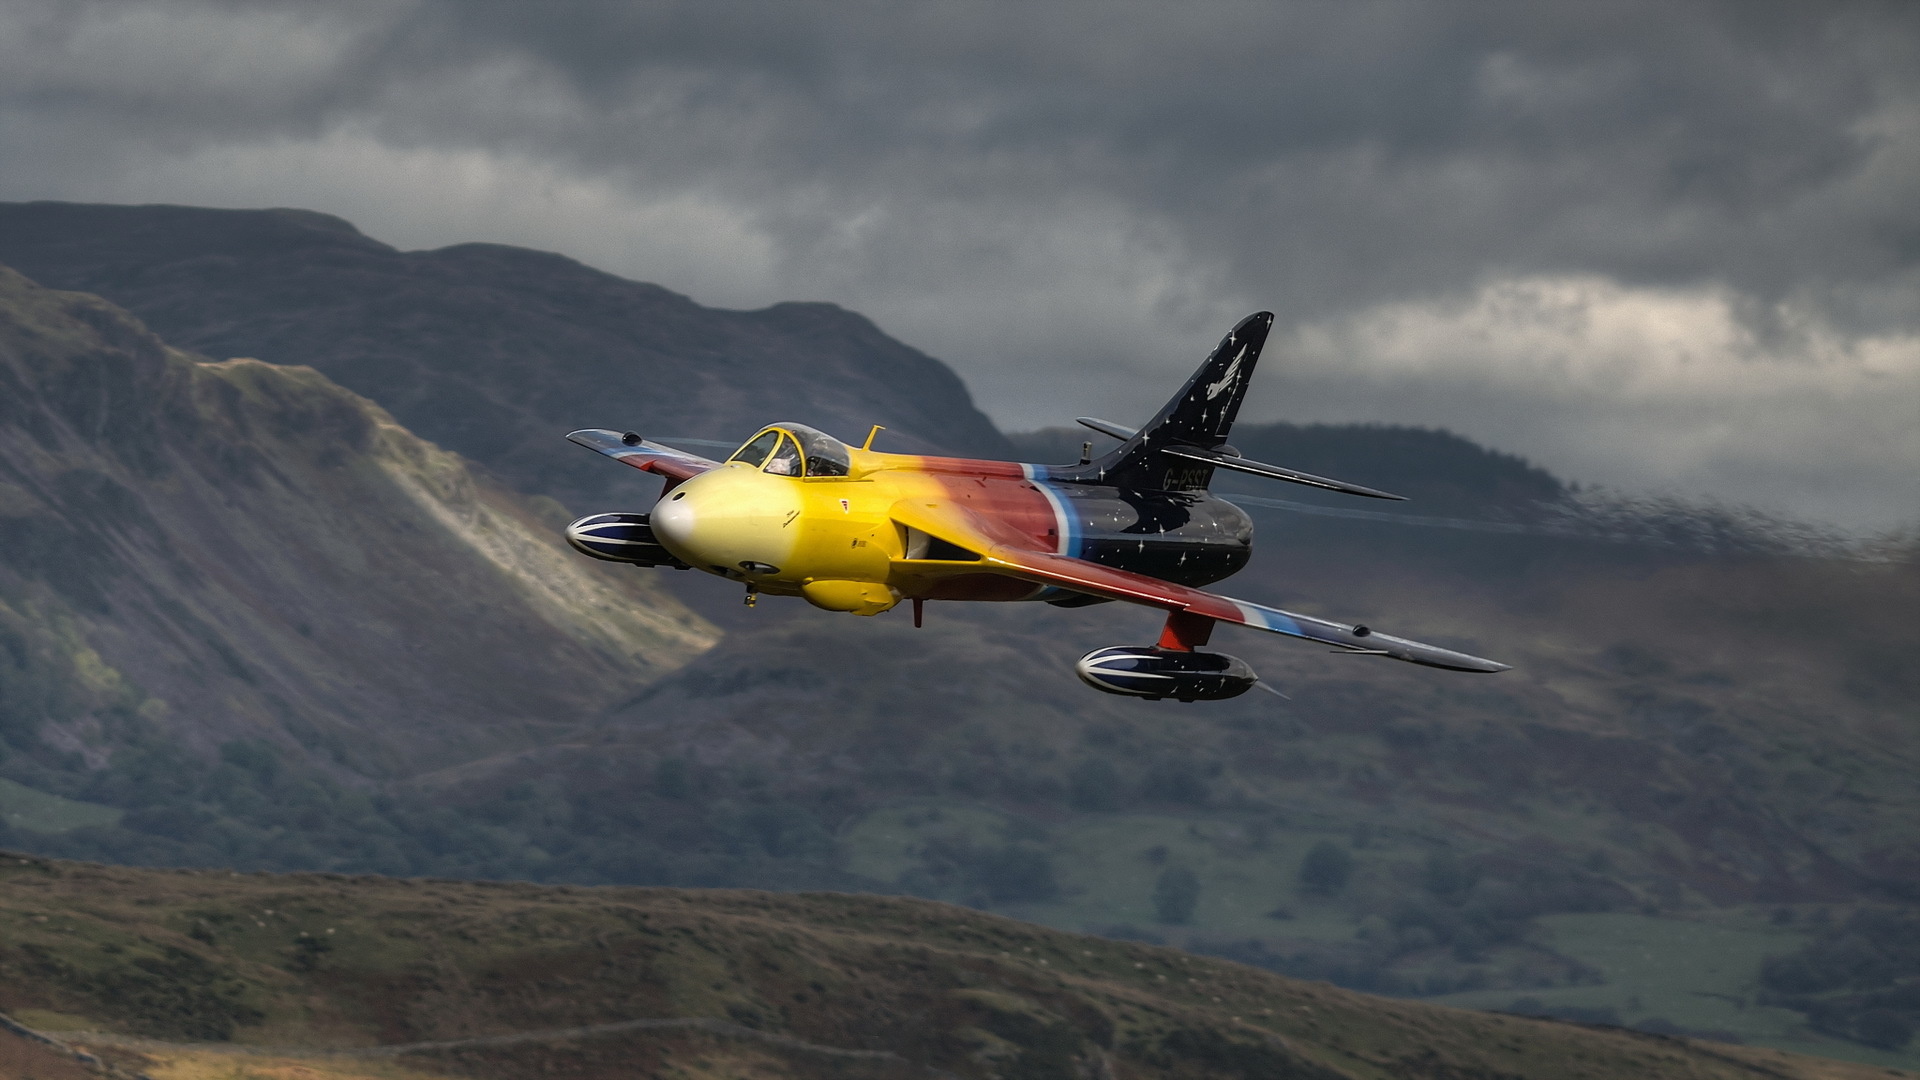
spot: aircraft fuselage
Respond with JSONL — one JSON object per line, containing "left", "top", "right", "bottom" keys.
{"left": 564, "top": 307, "right": 1512, "bottom": 688}
{"left": 647, "top": 448, "right": 1251, "bottom": 612}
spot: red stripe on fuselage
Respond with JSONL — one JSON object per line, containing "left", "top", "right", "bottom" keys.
{"left": 873, "top": 455, "right": 1061, "bottom": 555}
{"left": 905, "top": 455, "right": 1029, "bottom": 479}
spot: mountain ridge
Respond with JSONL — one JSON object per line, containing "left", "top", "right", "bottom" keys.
{"left": 0, "top": 208, "right": 1915, "bottom": 1067}
{"left": 0, "top": 264, "right": 714, "bottom": 781}
{"left": 0, "top": 200, "right": 1013, "bottom": 517}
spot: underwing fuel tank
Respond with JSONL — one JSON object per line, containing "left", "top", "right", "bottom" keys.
{"left": 565, "top": 513, "right": 688, "bottom": 568}
{"left": 1074, "top": 646, "right": 1258, "bottom": 702}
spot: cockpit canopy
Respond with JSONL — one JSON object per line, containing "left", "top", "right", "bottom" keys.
{"left": 726, "top": 423, "right": 851, "bottom": 478}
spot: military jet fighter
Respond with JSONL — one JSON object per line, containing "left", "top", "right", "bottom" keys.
{"left": 564, "top": 312, "right": 1507, "bottom": 700}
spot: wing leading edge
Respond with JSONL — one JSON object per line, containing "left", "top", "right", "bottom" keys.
{"left": 998, "top": 545, "right": 1507, "bottom": 672}
{"left": 889, "top": 501, "right": 1507, "bottom": 674}
{"left": 567, "top": 428, "right": 720, "bottom": 483}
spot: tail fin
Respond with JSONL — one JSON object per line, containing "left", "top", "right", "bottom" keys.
{"left": 1096, "top": 311, "right": 1272, "bottom": 491}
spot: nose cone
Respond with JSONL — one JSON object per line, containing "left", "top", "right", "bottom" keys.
{"left": 651, "top": 466, "right": 803, "bottom": 577}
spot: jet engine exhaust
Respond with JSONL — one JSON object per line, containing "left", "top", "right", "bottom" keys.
{"left": 1075, "top": 646, "right": 1258, "bottom": 702}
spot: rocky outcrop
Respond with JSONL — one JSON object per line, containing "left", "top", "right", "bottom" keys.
{"left": 0, "top": 266, "right": 715, "bottom": 778}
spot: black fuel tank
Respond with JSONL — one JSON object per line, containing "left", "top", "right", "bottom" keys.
{"left": 565, "top": 513, "right": 687, "bottom": 567}
{"left": 1074, "top": 646, "right": 1258, "bottom": 701}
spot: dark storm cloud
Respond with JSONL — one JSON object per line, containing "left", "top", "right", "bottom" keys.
{"left": 1, "top": 1, "right": 1916, "bottom": 527}
{"left": 360, "top": 1, "right": 1913, "bottom": 306}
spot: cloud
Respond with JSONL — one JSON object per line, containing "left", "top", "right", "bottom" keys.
{"left": 0, "top": 0, "right": 1915, "bottom": 529}
{"left": 1272, "top": 275, "right": 1920, "bottom": 532}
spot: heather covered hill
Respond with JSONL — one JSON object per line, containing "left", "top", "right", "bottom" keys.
{"left": 0, "top": 266, "right": 714, "bottom": 785}
{"left": 0, "top": 854, "right": 1904, "bottom": 1080}
{"left": 403, "top": 496, "right": 1920, "bottom": 1065}
{"left": 0, "top": 200, "right": 1012, "bottom": 513}
{"left": 1, "top": 211, "right": 1915, "bottom": 1068}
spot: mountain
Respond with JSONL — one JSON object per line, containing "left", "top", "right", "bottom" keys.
{"left": 0, "top": 201, "right": 1012, "bottom": 515}
{"left": 0, "top": 265, "right": 714, "bottom": 787}
{"left": 0, "top": 854, "right": 1903, "bottom": 1080}
{"left": 1, "top": 207, "right": 1916, "bottom": 1068}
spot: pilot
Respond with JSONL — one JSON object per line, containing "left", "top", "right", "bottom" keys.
{"left": 765, "top": 438, "right": 802, "bottom": 475}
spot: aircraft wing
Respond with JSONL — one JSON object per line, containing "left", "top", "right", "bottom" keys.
{"left": 890, "top": 500, "right": 1507, "bottom": 673}
{"left": 567, "top": 428, "right": 720, "bottom": 483}
{"left": 996, "top": 546, "right": 1508, "bottom": 672}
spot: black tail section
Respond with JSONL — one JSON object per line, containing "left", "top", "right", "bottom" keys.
{"left": 1095, "top": 312, "right": 1273, "bottom": 491}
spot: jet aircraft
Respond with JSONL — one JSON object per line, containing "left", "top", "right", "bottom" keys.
{"left": 564, "top": 312, "right": 1507, "bottom": 700}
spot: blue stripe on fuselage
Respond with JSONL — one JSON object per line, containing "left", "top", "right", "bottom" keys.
{"left": 1018, "top": 465, "right": 1082, "bottom": 603}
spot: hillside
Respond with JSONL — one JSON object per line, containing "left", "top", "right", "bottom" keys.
{"left": 385, "top": 413, "right": 1920, "bottom": 1064}
{"left": 0, "top": 215, "right": 1914, "bottom": 1070}
{"left": 0, "top": 201, "right": 1013, "bottom": 515}
{"left": 0, "top": 265, "right": 713, "bottom": 789}
{"left": 0, "top": 854, "right": 1905, "bottom": 1080}
{"left": 396, "top": 531, "right": 1920, "bottom": 1066}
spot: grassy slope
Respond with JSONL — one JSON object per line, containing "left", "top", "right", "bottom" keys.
{"left": 0, "top": 854, "right": 1907, "bottom": 1080}
{"left": 527, "top": 528, "right": 1920, "bottom": 1067}
{"left": 836, "top": 802, "right": 1920, "bottom": 1071}
{"left": 0, "top": 778, "right": 118, "bottom": 834}
{"left": 0, "top": 265, "right": 716, "bottom": 779}
{"left": 0, "top": 232, "right": 1911, "bottom": 1073}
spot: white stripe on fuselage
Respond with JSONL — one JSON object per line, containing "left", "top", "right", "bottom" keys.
{"left": 1022, "top": 466, "right": 1075, "bottom": 557}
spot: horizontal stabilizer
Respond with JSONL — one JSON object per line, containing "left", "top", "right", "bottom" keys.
{"left": 1158, "top": 445, "right": 1405, "bottom": 501}
{"left": 1076, "top": 416, "right": 1137, "bottom": 441}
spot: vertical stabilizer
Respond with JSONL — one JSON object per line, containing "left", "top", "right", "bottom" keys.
{"left": 1094, "top": 312, "right": 1273, "bottom": 491}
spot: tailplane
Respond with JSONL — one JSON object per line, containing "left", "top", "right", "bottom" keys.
{"left": 1085, "top": 312, "right": 1405, "bottom": 499}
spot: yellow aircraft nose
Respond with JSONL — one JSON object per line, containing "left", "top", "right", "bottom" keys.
{"left": 650, "top": 465, "right": 803, "bottom": 578}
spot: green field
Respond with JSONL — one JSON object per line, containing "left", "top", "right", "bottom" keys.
{"left": 842, "top": 799, "right": 1920, "bottom": 1073}
{"left": 0, "top": 777, "right": 120, "bottom": 833}
{"left": 846, "top": 802, "right": 1389, "bottom": 941}
{"left": 1433, "top": 911, "right": 1920, "bottom": 1072}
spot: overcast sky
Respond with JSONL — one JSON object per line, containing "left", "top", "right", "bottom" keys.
{"left": 3, "top": 1, "right": 1916, "bottom": 531}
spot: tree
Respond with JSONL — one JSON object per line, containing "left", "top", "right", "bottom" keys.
{"left": 1153, "top": 866, "right": 1200, "bottom": 924}
{"left": 1298, "top": 840, "right": 1354, "bottom": 896}
{"left": 972, "top": 845, "right": 1061, "bottom": 903}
